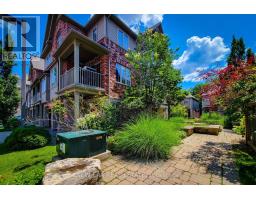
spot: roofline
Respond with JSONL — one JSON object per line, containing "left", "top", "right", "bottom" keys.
{"left": 53, "top": 29, "right": 109, "bottom": 57}
{"left": 42, "top": 14, "right": 85, "bottom": 57}
{"left": 84, "top": 14, "right": 137, "bottom": 40}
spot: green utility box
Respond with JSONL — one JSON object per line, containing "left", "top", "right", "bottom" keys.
{"left": 56, "top": 130, "right": 107, "bottom": 158}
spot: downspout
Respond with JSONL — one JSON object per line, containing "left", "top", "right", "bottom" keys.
{"left": 106, "top": 15, "right": 111, "bottom": 101}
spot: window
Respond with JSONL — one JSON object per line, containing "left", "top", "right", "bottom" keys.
{"left": 45, "top": 53, "right": 52, "bottom": 67}
{"left": 92, "top": 27, "right": 97, "bottom": 41}
{"left": 116, "top": 63, "right": 131, "bottom": 86}
{"left": 50, "top": 67, "right": 57, "bottom": 87}
{"left": 41, "top": 77, "right": 46, "bottom": 93}
{"left": 118, "top": 30, "right": 129, "bottom": 50}
{"left": 123, "top": 34, "right": 128, "bottom": 50}
{"left": 56, "top": 31, "right": 62, "bottom": 48}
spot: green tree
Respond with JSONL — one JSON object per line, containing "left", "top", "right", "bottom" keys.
{"left": 227, "top": 36, "right": 246, "bottom": 66}
{"left": 0, "top": 35, "right": 20, "bottom": 127}
{"left": 125, "top": 29, "right": 183, "bottom": 115}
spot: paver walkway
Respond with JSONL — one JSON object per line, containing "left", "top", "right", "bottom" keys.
{"left": 100, "top": 129, "right": 243, "bottom": 185}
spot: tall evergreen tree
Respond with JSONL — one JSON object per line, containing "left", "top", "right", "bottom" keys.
{"left": 0, "top": 35, "right": 20, "bottom": 126}
{"left": 227, "top": 36, "right": 246, "bottom": 66}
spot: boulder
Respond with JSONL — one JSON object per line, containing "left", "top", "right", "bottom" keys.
{"left": 194, "top": 125, "right": 220, "bottom": 135}
{"left": 43, "top": 158, "right": 101, "bottom": 185}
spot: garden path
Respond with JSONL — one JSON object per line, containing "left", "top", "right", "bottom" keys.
{"left": 100, "top": 129, "right": 242, "bottom": 185}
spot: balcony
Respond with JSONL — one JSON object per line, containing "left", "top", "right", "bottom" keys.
{"left": 54, "top": 30, "right": 108, "bottom": 94}
{"left": 32, "top": 93, "right": 41, "bottom": 104}
{"left": 60, "top": 67, "right": 103, "bottom": 91}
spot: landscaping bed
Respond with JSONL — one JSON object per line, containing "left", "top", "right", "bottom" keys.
{"left": 108, "top": 116, "right": 186, "bottom": 161}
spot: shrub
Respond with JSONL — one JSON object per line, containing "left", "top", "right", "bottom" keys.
{"left": 5, "top": 117, "right": 21, "bottom": 130}
{"left": 171, "top": 104, "right": 188, "bottom": 118}
{"left": 76, "top": 98, "right": 119, "bottom": 134}
{"left": 232, "top": 116, "right": 246, "bottom": 135}
{"left": 108, "top": 115, "right": 185, "bottom": 161}
{"left": 233, "top": 150, "right": 256, "bottom": 184}
{"left": 12, "top": 163, "right": 45, "bottom": 185}
{"left": 199, "top": 112, "right": 225, "bottom": 126}
{"left": 4, "top": 126, "right": 50, "bottom": 151}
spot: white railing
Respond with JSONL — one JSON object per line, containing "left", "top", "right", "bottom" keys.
{"left": 79, "top": 67, "right": 102, "bottom": 88}
{"left": 59, "top": 67, "right": 103, "bottom": 90}
{"left": 60, "top": 68, "right": 74, "bottom": 89}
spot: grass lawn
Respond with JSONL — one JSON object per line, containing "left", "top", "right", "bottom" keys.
{"left": 0, "top": 145, "right": 57, "bottom": 185}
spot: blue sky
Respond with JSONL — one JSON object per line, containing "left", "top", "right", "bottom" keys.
{"left": 2, "top": 14, "right": 256, "bottom": 89}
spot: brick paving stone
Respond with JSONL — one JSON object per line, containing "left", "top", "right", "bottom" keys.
{"left": 101, "top": 130, "right": 242, "bottom": 185}
{"left": 108, "top": 178, "right": 122, "bottom": 185}
{"left": 166, "top": 166, "right": 176, "bottom": 174}
{"left": 119, "top": 180, "right": 133, "bottom": 185}
{"left": 190, "top": 174, "right": 211, "bottom": 185}
{"left": 115, "top": 167, "right": 127, "bottom": 176}
{"left": 171, "top": 169, "right": 184, "bottom": 178}
{"left": 159, "top": 180, "right": 170, "bottom": 185}
{"left": 135, "top": 180, "right": 147, "bottom": 185}
{"left": 152, "top": 169, "right": 170, "bottom": 180}
{"left": 126, "top": 176, "right": 138, "bottom": 184}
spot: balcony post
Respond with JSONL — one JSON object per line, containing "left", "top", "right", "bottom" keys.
{"left": 58, "top": 57, "right": 61, "bottom": 90}
{"left": 74, "top": 91, "right": 80, "bottom": 121}
{"left": 74, "top": 39, "right": 80, "bottom": 84}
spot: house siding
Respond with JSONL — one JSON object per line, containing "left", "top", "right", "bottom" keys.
{"left": 87, "top": 16, "right": 106, "bottom": 42}
{"left": 107, "top": 18, "right": 136, "bottom": 50}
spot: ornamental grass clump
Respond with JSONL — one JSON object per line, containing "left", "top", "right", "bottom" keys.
{"left": 108, "top": 115, "right": 185, "bottom": 161}
{"left": 199, "top": 112, "right": 225, "bottom": 126}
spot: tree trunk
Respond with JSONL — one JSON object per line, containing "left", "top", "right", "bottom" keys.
{"left": 244, "top": 112, "right": 250, "bottom": 144}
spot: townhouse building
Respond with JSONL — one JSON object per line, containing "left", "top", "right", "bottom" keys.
{"left": 25, "top": 14, "right": 163, "bottom": 130}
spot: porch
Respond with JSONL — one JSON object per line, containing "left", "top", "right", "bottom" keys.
{"left": 54, "top": 30, "right": 109, "bottom": 94}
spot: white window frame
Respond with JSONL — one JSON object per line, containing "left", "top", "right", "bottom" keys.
{"left": 118, "top": 29, "right": 129, "bottom": 50}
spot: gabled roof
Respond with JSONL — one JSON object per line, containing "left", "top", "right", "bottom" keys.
{"left": 149, "top": 22, "right": 164, "bottom": 33}
{"left": 30, "top": 56, "right": 45, "bottom": 71}
{"left": 42, "top": 14, "right": 85, "bottom": 57}
{"left": 186, "top": 94, "right": 199, "bottom": 101}
{"left": 84, "top": 14, "right": 137, "bottom": 40}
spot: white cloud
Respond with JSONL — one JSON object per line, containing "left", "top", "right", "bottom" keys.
{"left": 183, "top": 67, "right": 207, "bottom": 82}
{"left": 173, "top": 36, "right": 230, "bottom": 79}
{"left": 118, "top": 14, "right": 164, "bottom": 33}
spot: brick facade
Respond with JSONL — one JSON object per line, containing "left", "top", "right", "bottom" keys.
{"left": 98, "top": 37, "right": 136, "bottom": 99}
